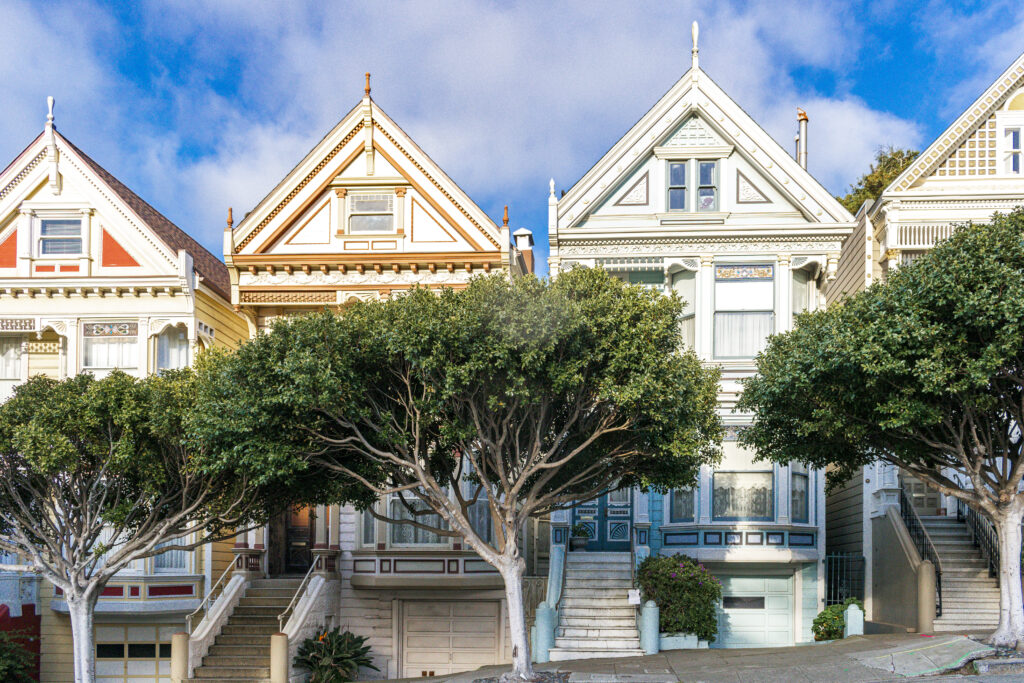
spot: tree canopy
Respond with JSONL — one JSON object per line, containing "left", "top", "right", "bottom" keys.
{"left": 200, "top": 267, "right": 722, "bottom": 677}
{"left": 738, "top": 209, "right": 1024, "bottom": 645}
{"left": 836, "top": 146, "right": 919, "bottom": 214}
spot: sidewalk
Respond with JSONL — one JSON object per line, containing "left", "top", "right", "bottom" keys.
{"left": 383, "top": 633, "right": 995, "bottom": 682}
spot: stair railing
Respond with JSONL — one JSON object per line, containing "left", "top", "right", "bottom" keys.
{"left": 278, "top": 555, "right": 320, "bottom": 632}
{"left": 187, "top": 560, "right": 235, "bottom": 634}
{"left": 956, "top": 498, "right": 999, "bottom": 582}
{"left": 898, "top": 486, "right": 944, "bottom": 617}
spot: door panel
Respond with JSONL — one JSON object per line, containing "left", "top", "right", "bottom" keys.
{"left": 713, "top": 575, "right": 794, "bottom": 648}
{"left": 571, "top": 490, "right": 632, "bottom": 551}
{"left": 402, "top": 601, "right": 500, "bottom": 677}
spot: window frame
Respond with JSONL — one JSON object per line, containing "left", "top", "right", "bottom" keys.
{"left": 696, "top": 160, "right": 719, "bottom": 212}
{"left": 155, "top": 325, "right": 190, "bottom": 374}
{"left": 668, "top": 161, "right": 688, "bottom": 211}
{"left": 712, "top": 263, "right": 776, "bottom": 360}
{"left": 711, "top": 469, "right": 775, "bottom": 522}
{"left": 386, "top": 493, "right": 450, "bottom": 548}
{"left": 790, "top": 463, "right": 810, "bottom": 524}
{"left": 347, "top": 191, "right": 395, "bottom": 234}
{"left": 37, "top": 216, "right": 84, "bottom": 257}
{"left": 81, "top": 321, "right": 140, "bottom": 377}
{"left": 668, "top": 487, "right": 696, "bottom": 523}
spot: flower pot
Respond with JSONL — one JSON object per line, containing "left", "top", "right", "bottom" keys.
{"left": 569, "top": 537, "right": 589, "bottom": 551}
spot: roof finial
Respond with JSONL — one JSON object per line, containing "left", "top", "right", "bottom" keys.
{"left": 46, "top": 96, "right": 55, "bottom": 128}
{"left": 691, "top": 21, "right": 699, "bottom": 70}
{"left": 502, "top": 205, "right": 509, "bottom": 227}
{"left": 549, "top": 178, "right": 556, "bottom": 197}
{"left": 227, "top": 207, "right": 233, "bottom": 230}
{"left": 364, "top": 72, "right": 371, "bottom": 97}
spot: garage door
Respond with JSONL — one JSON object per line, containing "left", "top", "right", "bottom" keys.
{"left": 713, "top": 575, "right": 793, "bottom": 648}
{"left": 402, "top": 601, "right": 500, "bottom": 678}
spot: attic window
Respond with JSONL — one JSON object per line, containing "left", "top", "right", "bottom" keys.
{"left": 39, "top": 219, "right": 82, "bottom": 256}
{"left": 1007, "top": 127, "right": 1021, "bottom": 174}
{"left": 349, "top": 193, "right": 394, "bottom": 233}
{"left": 667, "top": 160, "right": 719, "bottom": 212}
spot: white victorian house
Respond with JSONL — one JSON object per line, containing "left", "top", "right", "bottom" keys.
{"left": 543, "top": 25, "right": 854, "bottom": 653}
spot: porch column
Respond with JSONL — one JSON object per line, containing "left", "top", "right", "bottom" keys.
{"left": 776, "top": 253, "right": 791, "bottom": 333}
{"left": 698, "top": 464, "right": 712, "bottom": 524}
{"left": 313, "top": 505, "right": 327, "bottom": 548}
{"left": 550, "top": 508, "right": 570, "bottom": 548}
{"left": 777, "top": 463, "right": 791, "bottom": 525}
{"left": 697, "top": 255, "right": 714, "bottom": 360}
{"left": 870, "top": 462, "right": 901, "bottom": 518}
{"left": 311, "top": 505, "right": 337, "bottom": 576}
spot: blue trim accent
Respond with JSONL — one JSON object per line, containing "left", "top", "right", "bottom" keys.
{"left": 663, "top": 532, "right": 699, "bottom": 546}
{"left": 725, "top": 532, "right": 743, "bottom": 545}
{"left": 703, "top": 532, "right": 723, "bottom": 545}
{"left": 745, "top": 532, "right": 763, "bottom": 545}
{"left": 766, "top": 532, "right": 785, "bottom": 546}
{"left": 789, "top": 532, "right": 815, "bottom": 547}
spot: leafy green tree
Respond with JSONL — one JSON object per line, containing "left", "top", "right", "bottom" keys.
{"left": 201, "top": 268, "right": 721, "bottom": 679}
{"left": 836, "top": 146, "right": 919, "bottom": 214}
{"left": 0, "top": 368, "right": 298, "bottom": 683}
{"left": 738, "top": 209, "right": 1024, "bottom": 646}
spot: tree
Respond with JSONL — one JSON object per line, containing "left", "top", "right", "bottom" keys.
{"left": 836, "top": 146, "right": 919, "bottom": 214}
{"left": 202, "top": 268, "right": 721, "bottom": 680}
{"left": 737, "top": 209, "right": 1024, "bottom": 646}
{"left": 0, "top": 367, "right": 299, "bottom": 683}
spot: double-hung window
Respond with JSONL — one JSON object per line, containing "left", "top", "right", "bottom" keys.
{"left": 667, "top": 161, "right": 719, "bottom": 212}
{"left": 669, "top": 163, "right": 687, "bottom": 210}
{"left": 672, "top": 270, "right": 696, "bottom": 348}
{"left": 713, "top": 264, "right": 774, "bottom": 359}
{"left": 361, "top": 506, "right": 377, "bottom": 547}
{"left": 669, "top": 488, "right": 695, "bottom": 523}
{"left": 153, "top": 540, "right": 188, "bottom": 572}
{"left": 156, "top": 326, "right": 189, "bottom": 373}
{"left": 82, "top": 322, "right": 139, "bottom": 378}
{"left": 696, "top": 161, "right": 718, "bottom": 211}
{"left": 349, "top": 193, "right": 394, "bottom": 233}
{"left": 39, "top": 218, "right": 82, "bottom": 256}
{"left": 791, "top": 462, "right": 809, "bottom": 523}
{"left": 388, "top": 493, "right": 447, "bottom": 545}
{"left": 712, "top": 441, "right": 774, "bottom": 522}
{"left": 0, "top": 337, "right": 22, "bottom": 400}
{"left": 1007, "top": 127, "right": 1022, "bottom": 175}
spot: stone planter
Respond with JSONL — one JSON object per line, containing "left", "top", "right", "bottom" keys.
{"left": 569, "top": 537, "right": 590, "bottom": 551}
{"left": 659, "top": 633, "right": 709, "bottom": 650}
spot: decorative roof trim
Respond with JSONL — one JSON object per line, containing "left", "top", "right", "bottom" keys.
{"left": 0, "top": 150, "right": 46, "bottom": 202}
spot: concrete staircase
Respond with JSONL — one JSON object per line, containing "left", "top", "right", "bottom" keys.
{"left": 548, "top": 551, "right": 644, "bottom": 661}
{"left": 188, "top": 577, "right": 302, "bottom": 682}
{"left": 920, "top": 516, "right": 1000, "bottom": 633}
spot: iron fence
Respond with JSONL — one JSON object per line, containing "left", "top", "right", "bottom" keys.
{"left": 824, "top": 552, "right": 865, "bottom": 606}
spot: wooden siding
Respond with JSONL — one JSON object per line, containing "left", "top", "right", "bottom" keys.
{"left": 38, "top": 581, "right": 74, "bottom": 683}
{"left": 828, "top": 217, "right": 870, "bottom": 306}
{"left": 195, "top": 291, "right": 249, "bottom": 349}
{"left": 26, "top": 329, "right": 61, "bottom": 379}
{"left": 825, "top": 467, "right": 864, "bottom": 554}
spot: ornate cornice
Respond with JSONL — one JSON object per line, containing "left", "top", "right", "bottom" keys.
{"left": 0, "top": 150, "right": 46, "bottom": 201}
{"left": 556, "top": 236, "right": 844, "bottom": 256}
{"left": 239, "top": 267, "right": 477, "bottom": 288}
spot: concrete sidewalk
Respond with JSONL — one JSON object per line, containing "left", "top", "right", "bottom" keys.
{"left": 383, "top": 633, "right": 995, "bottom": 682}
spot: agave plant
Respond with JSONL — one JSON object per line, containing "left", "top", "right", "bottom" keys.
{"left": 294, "top": 627, "right": 379, "bottom": 683}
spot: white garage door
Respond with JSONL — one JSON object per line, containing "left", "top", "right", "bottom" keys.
{"left": 713, "top": 575, "right": 793, "bottom": 648}
{"left": 402, "top": 601, "right": 501, "bottom": 678}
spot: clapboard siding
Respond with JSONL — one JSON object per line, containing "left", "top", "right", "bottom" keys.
{"left": 825, "top": 467, "right": 864, "bottom": 554}
{"left": 38, "top": 580, "right": 74, "bottom": 683}
{"left": 828, "top": 217, "right": 870, "bottom": 306}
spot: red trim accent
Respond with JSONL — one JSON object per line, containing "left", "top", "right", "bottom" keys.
{"left": 129, "top": 586, "right": 140, "bottom": 597}
{"left": 101, "top": 229, "right": 140, "bottom": 267}
{"left": 147, "top": 584, "right": 194, "bottom": 597}
{"left": 101, "top": 586, "right": 124, "bottom": 597}
{"left": 58, "top": 264, "right": 79, "bottom": 272}
{"left": 253, "top": 544, "right": 265, "bottom": 550}
{"left": 312, "top": 543, "right": 328, "bottom": 549}
{"left": 0, "top": 603, "right": 40, "bottom": 680}
{"left": 329, "top": 544, "right": 340, "bottom": 550}
{"left": 34, "top": 265, "right": 55, "bottom": 273}
{"left": 0, "top": 231, "right": 15, "bottom": 268}
{"left": 452, "top": 543, "right": 462, "bottom": 550}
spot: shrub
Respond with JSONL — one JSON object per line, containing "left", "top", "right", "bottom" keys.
{"left": 294, "top": 627, "right": 379, "bottom": 683}
{"left": 0, "top": 629, "right": 36, "bottom": 683}
{"left": 570, "top": 523, "right": 592, "bottom": 538}
{"left": 636, "top": 555, "right": 721, "bottom": 641}
{"left": 812, "top": 598, "right": 864, "bottom": 641}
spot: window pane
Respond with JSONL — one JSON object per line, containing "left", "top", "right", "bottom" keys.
{"left": 389, "top": 498, "right": 446, "bottom": 544}
{"left": 157, "top": 327, "right": 189, "bottom": 371}
{"left": 154, "top": 540, "right": 187, "bottom": 570}
{"left": 97, "top": 643, "right": 125, "bottom": 659}
{"left": 0, "top": 337, "right": 21, "bottom": 379}
{"left": 41, "top": 219, "right": 81, "bottom": 236}
{"left": 468, "top": 498, "right": 493, "bottom": 543}
{"left": 791, "top": 472, "right": 809, "bottom": 523}
{"left": 669, "top": 163, "right": 687, "bottom": 187}
{"left": 668, "top": 188, "right": 686, "bottom": 210}
{"left": 128, "top": 643, "right": 156, "bottom": 658}
{"left": 1012, "top": 129, "right": 1021, "bottom": 150}
{"left": 670, "top": 488, "right": 694, "bottom": 522}
{"left": 607, "top": 488, "right": 630, "bottom": 504}
{"left": 349, "top": 214, "right": 394, "bottom": 233}
{"left": 672, "top": 270, "right": 696, "bottom": 315}
{"left": 697, "top": 187, "right": 717, "bottom": 211}
{"left": 723, "top": 596, "right": 765, "bottom": 609}
{"left": 714, "top": 311, "right": 773, "bottom": 357}
{"left": 83, "top": 338, "right": 138, "bottom": 370}
{"left": 351, "top": 194, "right": 393, "bottom": 212}
{"left": 41, "top": 238, "right": 82, "bottom": 254}
{"left": 680, "top": 315, "right": 695, "bottom": 349}
{"left": 362, "top": 508, "right": 376, "bottom": 545}
{"left": 159, "top": 643, "right": 172, "bottom": 658}
{"left": 713, "top": 472, "right": 773, "bottom": 520}
{"left": 792, "top": 269, "right": 810, "bottom": 315}
{"left": 698, "top": 161, "right": 716, "bottom": 186}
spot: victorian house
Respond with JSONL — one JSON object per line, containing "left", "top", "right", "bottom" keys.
{"left": 541, "top": 25, "right": 854, "bottom": 655}
{"left": 0, "top": 101, "right": 249, "bottom": 683}
{"left": 182, "top": 77, "right": 538, "bottom": 681}
{"left": 826, "top": 50, "right": 1024, "bottom": 636}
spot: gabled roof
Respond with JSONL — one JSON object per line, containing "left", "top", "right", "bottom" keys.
{"left": 557, "top": 63, "right": 853, "bottom": 226}
{"left": 888, "top": 50, "right": 1024, "bottom": 193}
{"left": 232, "top": 92, "right": 502, "bottom": 254}
{"left": 58, "top": 133, "right": 231, "bottom": 299}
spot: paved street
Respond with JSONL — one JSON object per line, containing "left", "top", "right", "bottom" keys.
{"left": 382, "top": 634, "right": 1003, "bottom": 682}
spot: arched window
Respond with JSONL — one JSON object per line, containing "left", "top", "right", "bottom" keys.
{"left": 156, "top": 326, "right": 189, "bottom": 373}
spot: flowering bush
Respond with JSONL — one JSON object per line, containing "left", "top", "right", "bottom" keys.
{"left": 636, "top": 555, "right": 721, "bottom": 641}
{"left": 294, "top": 627, "right": 378, "bottom": 683}
{"left": 812, "top": 598, "right": 864, "bottom": 641}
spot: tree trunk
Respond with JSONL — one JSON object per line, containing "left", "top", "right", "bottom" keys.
{"left": 990, "top": 504, "right": 1024, "bottom": 648}
{"left": 68, "top": 592, "right": 99, "bottom": 683}
{"left": 499, "top": 556, "right": 535, "bottom": 681}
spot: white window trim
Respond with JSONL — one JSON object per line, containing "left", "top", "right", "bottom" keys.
{"left": 997, "top": 111, "right": 1024, "bottom": 177}
{"left": 347, "top": 190, "right": 396, "bottom": 235}
{"left": 36, "top": 213, "right": 85, "bottom": 258}
{"left": 666, "top": 159, "right": 723, "bottom": 213}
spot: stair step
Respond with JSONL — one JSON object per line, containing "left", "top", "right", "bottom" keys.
{"left": 233, "top": 606, "right": 284, "bottom": 616}
{"left": 192, "top": 666, "right": 271, "bottom": 679}
{"left": 249, "top": 579, "right": 303, "bottom": 589}
{"left": 208, "top": 644, "right": 270, "bottom": 657}
{"left": 202, "top": 655, "right": 271, "bottom": 667}
{"left": 212, "top": 634, "right": 271, "bottom": 647}
{"left": 244, "top": 588, "right": 297, "bottom": 598}
{"left": 221, "top": 624, "right": 279, "bottom": 636}
{"left": 558, "top": 627, "right": 640, "bottom": 638}
{"left": 561, "top": 606, "right": 636, "bottom": 618}
{"left": 237, "top": 596, "right": 293, "bottom": 607}
{"left": 564, "top": 578, "right": 633, "bottom": 588}
{"left": 555, "top": 637, "right": 640, "bottom": 649}
{"left": 548, "top": 648, "right": 645, "bottom": 661}
{"left": 561, "top": 616, "right": 637, "bottom": 628}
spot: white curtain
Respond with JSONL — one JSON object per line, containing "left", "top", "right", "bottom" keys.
{"left": 156, "top": 327, "right": 189, "bottom": 372}
{"left": 361, "top": 508, "right": 376, "bottom": 546}
{"left": 670, "top": 488, "right": 694, "bottom": 522}
{"left": 83, "top": 337, "right": 138, "bottom": 375}
{"left": 467, "top": 498, "right": 493, "bottom": 543}
{"left": 791, "top": 463, "right": 809, "bottom": 523}
{"left": 154, "top": 540, "right": 187, "bottom": 571}
{"left": 0, "top": 337, "right": 21, "bottom": 379}
{"left": 389, "top": 498, "right": 446, "bottom": 545}
{"left": 714, "top": 312, "right": 773, "bottom": 358}
{"left": 713, "top": 472, "right": 773, "bottom": 520}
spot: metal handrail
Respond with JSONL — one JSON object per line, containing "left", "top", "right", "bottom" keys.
{"left": 898, "top": 486, "right": 943, "bottom": 617}
{"left": 278, "top": 557, "right": 319, "bottom": 632}
{"left": 187, "top": 560, "right": 235, "bottom": 634}
{"left": 956, "top": 498, "right": 999, "bottom": 582}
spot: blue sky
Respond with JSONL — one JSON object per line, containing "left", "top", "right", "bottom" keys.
{"left": 2, "top": 1, "right": 1023, "bottom": 275}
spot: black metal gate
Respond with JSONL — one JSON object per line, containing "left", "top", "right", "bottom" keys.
{"left": 825, "top": 552, "right": 865, "bottom": 606}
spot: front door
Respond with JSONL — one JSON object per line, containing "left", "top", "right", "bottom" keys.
{"left": 902, "top": 473, "right": 943, "bottom": 517}
{"left": 572, "top": 489, "right": 632, "bottom": 551}
{"left": 285, "top": 506, "right": 315, "bottom": 573}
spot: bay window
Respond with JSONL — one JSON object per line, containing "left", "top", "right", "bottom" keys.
{"left": 671, "top": 270, "right": 696, "bottom": 348}
{"left": 697, "top": 161, "right": 718, "bottom": 211}
{"left": 156, "top": 326, "right": 189, "bottom": 373}
{"left": 389, "top": 495, "right": 447, "bottom": 545}
{"left": 791, "top": 462, "right": 809, "bottom": 524}
{"left": 713, "top": 264, "right": 774, "bottom": 358}
{"left": 153, "top": 540, "right": 187, "bottom": 572}
{"left": 1006, "top": 127, "right": 1021, "bottom": 174}
{"left": 712, "top": 440, "right": 774, "bottom": 521}
{"left": 669, "top": 487, "right": 695, "bottom": 523}
{"left": 361, "top": 507, "right": 376, "bottom": 546}
{"left": 0, "top": 337, "right": 21, "bottom": 399}
{"left": 39, "top": 218, "right": 83, "bottom": 256}
{"left": 82, "top": 322, "right": 138, "bottom": 378}
{"left": 349, "top": 192, "right": 394, "bottom": 233}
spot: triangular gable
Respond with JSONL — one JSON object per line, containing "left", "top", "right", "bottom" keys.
{"left": 890, "top": 51, "right": 1024, "bottom": 192}
{"left": 0, "top": 229, "right": 15, "bottom": 268}
{"left": 101, "top": 228, "right": 140, "bottom": 267}
{"left": 558, "top": 67, "right": 852, "bottom": 226}
{"left": 233, "top": 95, "right": 502, "bottom": 256}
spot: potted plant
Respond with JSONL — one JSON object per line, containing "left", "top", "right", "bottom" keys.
{"left": 569, "top": 523, "right": 593, "bottom": 550}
